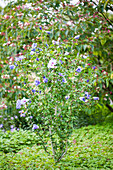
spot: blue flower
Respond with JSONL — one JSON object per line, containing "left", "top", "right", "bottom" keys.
{"left": 59, "top": 60, "right": 63, "bottom": 64}
{"left": 46, "top": 44, "right": 48, "bottom": 48}
{"left": 30, "top": 51, "right": 34, "bottom": 55}
{"left": 14, "top": 62, "right": 18, "bottom": 66}
{"left": 10, "top": 125, "right": 14, "bottom": 129}
{"left": 47, "top": 32, "right": 50, "bottom": 34}
{"left": 58, "top": 73, "right": 63, "bottom": 76}
{"left": 38, "top": 48, "right": 42, "bottom": 51}
{"left": 43, "top": 78, "right": 48, "bottom": 83}
{"left": 36, "top": 58, "right": 39, "bottom": 61}
{"left": 93, "top": 97, "right": 99, "bottom": 100}
{"left": 0, "top": 124, "right": 3, "bottom": 128}
{"left": 32, "top": 43, "right": 37, "bottom": 49}
{"left": 79, "top": 97, "right": 85, "bottom": 102}
{"left": 75, "top": 35, "right": 80, "bottom": 39}
{"left": 32, "top": 89, "right": 36, "bottom": 93}
{"left": 87, "top": 79, "right": 89, "bottom": 82}
{"left": 9, "top": 65, "right": 15, "bottom": 69}
{"left": 76, "top": 66, "right": 82, "bottom": 73}
{"left": 85, "top": 92, "right": 90, "bottom": 99}
{"left": 31, "top": 48, "right": 35, "bottom": 52}
{"left": 65, "top": 96, "right": 70, "bottom": 100}
{"left": 35, "top": 80, "right": 40, "bottom": 86}
{"left": 62, "top": 78, "right": 67, "bottom": 83}
{"left": 39, "top": 26, "right": 42, "bottom": 30}
{"left": 32, "top": 124, "right": 39, "bottom": 130}
{"left": 14, "top": 116, "right": 18, "bottom": 119}
{"left": 93, "top": 66, "right": 96, "bottom": 69}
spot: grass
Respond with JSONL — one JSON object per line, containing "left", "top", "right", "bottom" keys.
{"left": 0, "top": 123, "right": 113, "bottom": 169}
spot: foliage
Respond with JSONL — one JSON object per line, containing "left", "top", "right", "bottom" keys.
{"left": 0, "top": 0, "right": 113, "bottom": 162}
{"left": 0, "top": 129, "right": 39, "bottom": 153}
{"left": 0, "top": 123, "right": 113, "bottom": 169}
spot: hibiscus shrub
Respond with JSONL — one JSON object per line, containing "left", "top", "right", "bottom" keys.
{"left": 0, "top": 0, "right": 113, "bottom": 162}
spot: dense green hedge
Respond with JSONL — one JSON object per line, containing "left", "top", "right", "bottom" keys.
{"left": 0, "top": 123, "right": 113, "bottom": 169}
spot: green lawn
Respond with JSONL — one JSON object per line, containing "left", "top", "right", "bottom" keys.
{"left": 0, "top": 123, "right": 113, "bottom": 169}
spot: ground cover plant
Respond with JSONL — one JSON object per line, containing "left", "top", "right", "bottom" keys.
{"left": 0, "top": 0, "right": 113, "bottom": 162}
{"left": 0, "top": 123, "right": 113, "bottom": 169}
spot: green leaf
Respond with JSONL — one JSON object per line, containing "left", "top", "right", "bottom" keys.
{"left": 101, "top": 39, "right": 106, "bottom": 46}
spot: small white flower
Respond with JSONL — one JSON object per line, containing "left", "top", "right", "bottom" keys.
{"left": 75, "top": 35, "right": 80, "bottom": 39}
{"left": 21, "top": 97, "right": 29, "bottom": 105}
{"left": 48, "top": 58, "right": 57, "bottom": 68}
{"left": 93, "top": 97, "right": 99, "bottom": 100}
{"left": 65, "top": 51, "right": 69, "bottom": 55}
{"left": 83, "top": 55, "right": 88, "bottom": 59}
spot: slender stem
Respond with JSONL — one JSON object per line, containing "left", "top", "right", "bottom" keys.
{"left": 55, "top": 106, "right": 57, "bottom": 115}
{"left": 49, "top": 126, "right": 56, "bottom": 161}
{"left": 57, "top": 141, "right": 68, "bottom": 162}
{"left": 37, "top": 132, "right": 50, "bottom": 156}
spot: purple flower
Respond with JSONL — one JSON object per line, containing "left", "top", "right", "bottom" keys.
{"left": 85, "top": 92, "right": 90, "bottom": 99}
{"left": 93, "top": 66, "right": 96, "bottom": 70}
{"left": 15, "top": 55, "right": 25, "bottom": 61}
{"left": 10, "top": 125, "right": 14, "bottom": 129}
{"left": 16, "top": 99, "right": 21, "bottom": 109}
{"left": 59, "top": 60, "right": 63, "bottom": 64}
{"left": 38, "top": 48, "right": 42, "bottom": 51}
{"left": 11, "top": 117, "right": 14, "bottom": 120}
{"left": 32, "top": 124, "right": 39, "bottom": 130}
{"left": 76, "top": 66, "right": 82, "bottom": 73}
{"left": 9, "top": 65, "right": 15, "bottom": 69}
{"left": 79, "top": 97, "right": 85, "bottom": 102}
{"left": 35, "top": 80, "right": 40, "bottom": 86}
{"left": 11, "top": 128, "right": 15, "bottom": 132}
{"left": 32, "top": 43, "right": 37, "bottom": 49}
{"left": 0, "top": 124, "right": 3, "bottom": 128}
{"left": 47, "top": 32, "right": 50, "bottom": 34}
{"left": 14, "top": 116, "right": 18, "bottom": 119}
{"left": 29, "top": 116, "right": 33, "bottom": 119}
{"left": 20, "top": 114, "right": 25, "bottom": 117}
{"left": 62, "top": 78, "right": 66, "bottom": 83}
{"left": 4, "top": 118, "right": 7, "bottom": 120}
{"left": 31, "top": 48, "right": 35, "bottom": 52}
{"left": 29, "top": 101, "right": 31, "bottom": 103}
{"left": 65, "top": 96, "right": 70, "bottom": 100}
{"left": 14, "top": 62, "right": 18, "bottom": 66}
{"left": 58, "top": 73, "right": 63, "bottom": 76}
{"left": 43, "top": 78, "right": 48, "bottom": 83}
{"left": 87, "top": 79, "right": 89, "bottom": 82}
{"left": 30, "top": 51, "right": 34, "bottom": 55}
{"left": 32, "top": 89, "right": 36, "bottom": 93}
{"left": 39, "top": 91, "right": 41, "bottom": 94}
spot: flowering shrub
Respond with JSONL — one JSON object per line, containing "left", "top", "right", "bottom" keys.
{"left": 0, "top": 0, "right": 113, "bottom": 162}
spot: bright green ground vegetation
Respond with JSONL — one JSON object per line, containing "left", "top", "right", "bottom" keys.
{"left": 0, "top": 122, "right": 113, "bottom": 169}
